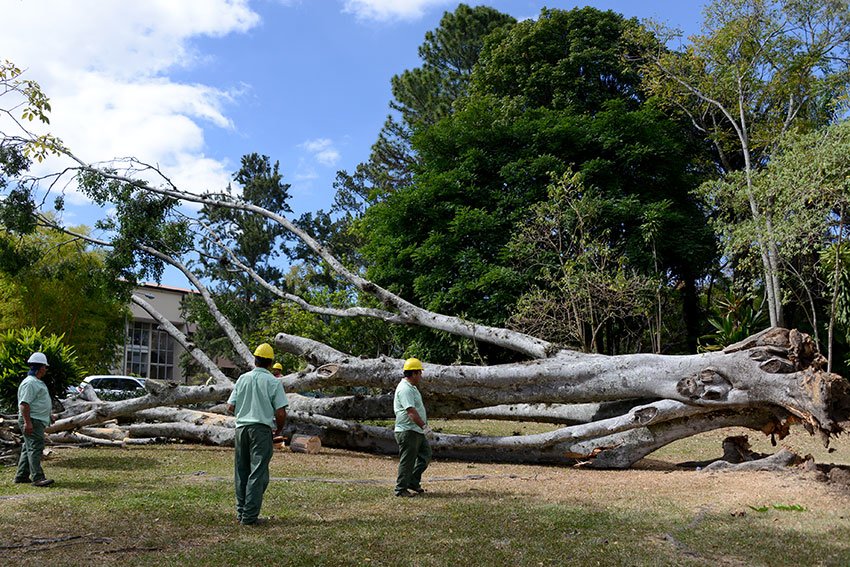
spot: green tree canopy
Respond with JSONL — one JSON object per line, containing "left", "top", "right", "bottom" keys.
{"left": 0, "top": 327, "right": 84, "bottom": 410}
{"left": 335, "top": 4, "right": 516, "bottom": 209}
{"left": 0, "top": 224, "right": 126, "bottom": 375}
{"left": 470, "top": 7, "right": 642, "bottom": 113}
{"left": 358, "top": 7, "right": 716, "bottom": 360}
{"left": 637, "top": 0, "right": 850, "bottom": 327}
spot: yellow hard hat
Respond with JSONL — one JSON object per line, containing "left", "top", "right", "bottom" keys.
{"left": 253, "top": 343, "right": 274, "bottom": 359}
{"left": 403, "top": 358, "right": 423, "bottom": 371}
{"left": 272, "top": 362, "right": 283, "bottom": 371}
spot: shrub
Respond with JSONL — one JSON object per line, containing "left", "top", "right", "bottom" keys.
{"left": 0, "top": 327, "right": 85, "bottom": 411}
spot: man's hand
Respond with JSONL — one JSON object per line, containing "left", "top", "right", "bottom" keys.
{"left": 274, "top": 406, "right": 287, "bottom": 436}
{"left": 422, "top": 425, "right": 435, "bottom": 439}
{"left": 20, "top": 403, "right": 33, "bottom": 435}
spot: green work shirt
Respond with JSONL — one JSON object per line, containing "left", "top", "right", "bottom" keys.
{"left": 18, "top": 375, "right": 52, "bottom": 426}
{"left": 394, "top": 378, "right": 426, "bottom": 433}
{"left": 227, "top": 367, "right": 289, "bottom": 429}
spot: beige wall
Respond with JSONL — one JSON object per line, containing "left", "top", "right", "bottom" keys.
{"left": 130, "top": 284, "right": 188, "bottom": 323}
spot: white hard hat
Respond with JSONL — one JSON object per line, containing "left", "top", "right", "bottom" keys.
{"left": 27, "top": 352, "right": 49, "bottom": 366}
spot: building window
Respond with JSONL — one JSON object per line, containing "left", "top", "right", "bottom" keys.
{"left": 125, "top": 321, "right": 174, "bottom": 380}
{"left": 149, "top": 327, "right": 174, "bottom": 380}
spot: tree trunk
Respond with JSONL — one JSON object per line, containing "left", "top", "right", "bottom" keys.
{"left": 276, "top": 327, "right": 846, "bottom": 438}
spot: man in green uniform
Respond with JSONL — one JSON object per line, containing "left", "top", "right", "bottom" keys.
{"left": 393, "top": 358, "right": 433, "bottom": 497}
{"left": 15, "top": 351, "right": 54, "bottom": 487}
{"left": 226, "top": 343, "right": 289, "bottom": 526}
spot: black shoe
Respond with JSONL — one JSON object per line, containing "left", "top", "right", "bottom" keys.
{"left": 410, "top": 486, "right": 425, "bottom": 495}
{"left": 32, "top": 479, "right": 54, "bottom": 487}
{"left": 241, "top": 518, "right": 268, "bottom": 526}
{"left": 394, "top": 490, "right": 418, "bottom": 498}
{"left": 14, "top": 478, "right": 31, "bottom": 484}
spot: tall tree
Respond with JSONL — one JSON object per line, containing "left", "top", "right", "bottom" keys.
{"left": 291, "top": 4, "right": 516, "bottom": 346}
{"left": 334, "top": 4, "right": 516, "bottom": 210}
{"left": 636, "top": 0, "right": 850, "bottom": 327}
{"left": 184, "top": 153, "right": 293, "bottom": 368}
{"left": 359, "top": 7, "right": 716, "bottom": 359}
{"left": 0, "top": 223, "right": 128, "bottom": 374}
{"left": 752, "top": 120, "right": 850, "bottom": 371}
{"left": 391, "top": 3, "right": 517, "bottom": 128}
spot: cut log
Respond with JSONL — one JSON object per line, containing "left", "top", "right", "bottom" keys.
{"left": 78, "top": 426, "right": 127, "bottom": 441}
{"left": 49, "top": 431, "right": 160, "bottom": 446}
{"left": 290, "top": 434, "right": 321, "bottom": 454}
{"left": 126, "top": 422, "right": 235, "bottom": 446}
{"left": 131, "top": 407, "right": 235, "bottom": 428}
{"left": 701, "top": 448, "right": 803, "bottom": 472}
{"left": 457, "top": 399, "right": 660, "bottom": 424}
{"left": 49, "top": 383, "right": 233, "bottom": 433}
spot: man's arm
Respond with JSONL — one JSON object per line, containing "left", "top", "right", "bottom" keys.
{"left": 405, "top": 407, "right": 434, "bottom": 438}
{"left": 225, "top": 404, "right": 235, "bottom": 414}
{"left": 405, "top": 407, "right": 426, "bottom": 429}
{"left": 273, "top": 406, "right": 287, "bottom": 436}
{"left": 19, "top": 402, "right": 33, "bottom": 435}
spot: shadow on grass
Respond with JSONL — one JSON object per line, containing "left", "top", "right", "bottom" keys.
{"left": 676, "top": 509, "right": 850, "bottom": 567}
{"left": 400, "top": 489, "right": 506, "bottom": 501}
{"left": 52, "top": 455, "right": 159, "bottom": 470}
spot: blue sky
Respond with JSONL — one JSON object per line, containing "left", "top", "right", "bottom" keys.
{"left": 1, "top": 0, "right": 705, "bottom": 287}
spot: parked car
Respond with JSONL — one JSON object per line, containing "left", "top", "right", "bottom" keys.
{"left": 72, "top": 375, "right": 147, "bottom": 399}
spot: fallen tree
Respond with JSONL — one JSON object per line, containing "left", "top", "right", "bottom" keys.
{"left": 42, "top": 326, "right": 850, "bottom": 470}
{"left": 4, "top": 152, "right": 845, "bottom": 468}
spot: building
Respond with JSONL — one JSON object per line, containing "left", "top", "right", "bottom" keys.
{"left": 117, "top": 282, "right": 239, "bottom": 383}
{"left": 122, "top": 282, "right": 193, "bottom": 383}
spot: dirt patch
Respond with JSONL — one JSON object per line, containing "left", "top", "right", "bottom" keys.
{"left": 263, "top": 441, "right": 849, "bottom": 516}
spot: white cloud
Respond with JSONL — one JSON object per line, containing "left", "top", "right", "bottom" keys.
{"left": 294, "top": 169, "right": 320, "bottom": 182}
{"left": 342, "top": 0, "right": 453, "bottom": 21}
{"left": 0, "top": 0, "right": 259, "bottom": 198}
{"left": 299, "top": 138, "right": 341, "bottom": 167}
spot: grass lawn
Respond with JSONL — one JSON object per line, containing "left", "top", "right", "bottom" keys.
{"left": 1, "top": 423, "right": 849, "bottom": 566}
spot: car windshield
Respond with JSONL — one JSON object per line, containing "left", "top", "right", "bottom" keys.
{"left": 85, "top": 377, "right": 143, "bottom": 390}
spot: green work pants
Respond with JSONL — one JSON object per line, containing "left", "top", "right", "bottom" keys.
{"left": 394, "top": 430, "right": 431, "bottom": 494}
{"left": 234, "top": 424, "right": 274, "bottom": 523}
{"left": 16, "top": 418, "right": 46, "bottom": 483}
